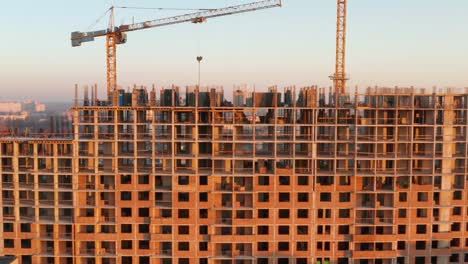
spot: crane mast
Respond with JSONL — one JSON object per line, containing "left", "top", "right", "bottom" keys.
{"left": 71, "top": 0, "right": 282, "bottom": 97}
{"left": 106, "top": 7, "right": 120, "bottom": 99}
{"left": 331, "top": 0, "right": 347, "bottom": 95}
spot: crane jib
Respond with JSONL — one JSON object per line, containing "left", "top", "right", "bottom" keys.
{"left": 71, "top": 0, "right": 280, "bottom": 42}
{"left": 118, "top": 0, "right": 281, "bottom": 33}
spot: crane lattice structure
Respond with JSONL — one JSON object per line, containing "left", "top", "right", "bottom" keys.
{"left": 330, "top": 0, "right": 348, "bottom": 95}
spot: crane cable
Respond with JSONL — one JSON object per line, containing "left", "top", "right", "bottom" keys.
{"left": 114, "top": 6, "right": 215, "bottom": 11}
{"left": 86, "top": 7, "right": 112, "bottom": 30}
{"left": 196, "top": 21, "right": 204, "bottom": 88}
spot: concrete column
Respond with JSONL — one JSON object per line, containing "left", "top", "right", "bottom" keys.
{"left": 437, "top": 95, "right": 454, "bottom": 264}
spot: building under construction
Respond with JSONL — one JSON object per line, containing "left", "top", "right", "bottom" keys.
{"left": 1, "top": 85, "right": 468, "bottom": 264}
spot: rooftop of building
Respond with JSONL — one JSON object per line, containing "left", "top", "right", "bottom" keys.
{"left": 74, "top": 85, "right": 468, "bottom": 109}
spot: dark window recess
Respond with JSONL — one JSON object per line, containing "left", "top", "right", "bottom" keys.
{"left": 21, "top": 239, "right": 32, "bottom": 248}
{"left": 297, "top": 259, "right": 308, "bottom": 264}
{"left": 258, "top": 193, "right": 269, "bottom": 202}
{"left": 161, "top": 209, "right": 172, "bottom": 218}
{"left": 199, "top": 209, "right": 208, "bottom": 218}
{"left": 279, "top": 209, "right": 290, "bottom": 218}
{"left": 4, "top": 239, "right": 14, "bottom": 248}
{"left": 199, "top": 192, "right": 208, "bottom": 202}
{"left": 162, "top": 226, "right": 172, "bottom": 234}
{"left": 397, "top": 241, "right": 406, "bottom": 250}
{"left": 298, "top": 176, "right": 308, "bottom": 185}
{"left": 398, "top": 209, "right": 407, "bottom": 218}
{"left": 415, "top": 241, "right": 426, "bottom": 250}
{"left": 121, "top": 208, "right": 132, "bottom": 217}
{"left": 138, "top": 175, "right": 149, "bottom": 184}
{"left": 338, "top": 225, "right": 349, "bottom": 235}
{"left": 339, "top": 193, "right": 350, "bottom": 202}
{"left": 121, "top": 175, "right": 131, "bottom": 184}
{"left": 258, "top": 226, "right": 269, "bottom": 235}
{"left": 297, "top": 193, "right": 309, "bottom": 202}
{"left": 297, "top": 225, "right": 308, "bottom": 235}
{"left": 297, "top": 241, "right": 308, "bottom": 251}
{"left": 416, "top": 225, "right": 427, "bottom": 234}
{"left": 399, "top": 192, "right": 407, "bottom": 202}
{"left": 414, "top": 257, "right": 426, "bottom": 263}
{"left": 121, "top": 240, "right": 132, "bottom": 249}
{"left": 140, "top": 257, "right": 150, "bottom": 264}
{"left": 178, "top": 226, "right": 189, "bottom": 235}
{"left": 122, "top": 257, "right": 132, "bottom": 263}
{"left": 178, "top": 176, "right": 189, "bottom": 185}
{"left": 339, "top": 209, "right": 350, "bottom": 218}
{"left": 278, "top": 226, "right": 289, "bottom": 235}
{"left": 258, "top": 242, "right": 268, "bottom": 251}
{"left": 297, "top": 209, "right": 308, "bottom": 218}
{"left": 337, "top": 241, "right": 348, "bottom": 251}
{"left": 139, "top": 240, "right": 150, "bottom": 249}
{"left": 178, "top": 242, "right": 189, "bottom": 251}
{"left": 139, "top": 224, "right": 149, "bottom": 233}
{"left": 199, "top": 176, "right": 207, "bottom": 185}
{"left": 20, "top": 223, "right": 31, "bottom": 232}
{"left": 199, "top": 242, "right": 208, "bottom": 251}
{"left": 179, "top": 259, "right": 189, "bottom": 264}
{"left": 278, "top": 242, "right": 289, "bottom": 251}
{"left": 121, "top": 224, "right": 132, "bottom": 233}
{"left": 178, "top": 192, "right": 189, "bottom": 202}
{"left": 258, "top": 176, "right": 269, "bottom": 186}
{"left": 121, "top": 191, "right": 132, "bottom": 200}
{"left": 258, "top": 209, "right": 269, "bottom": 218}
{"left": 138, "top": 208, "right": 149, "bottom": 217}
{"left": 398, "top": 225, "right": 406, "bottom": 234}
{"left": 279, "top": 192, "right": 290, "bottom": 202}
{"left": 279, "top": 176, "right": 290, "bottom": 185}
{"left": 320, "top": 192, "right": 332, "bottom": 202}
{"left": 3, "top": 223, "right": 14, "bottom": 232}
{"left": 138, "top": 191, "right": 149, "bottom": 200}
{"left": 178, "top": 209, "right": 189, "bottom": 218}
{"left": 199, "top": 226, "right": 208, "bottom": 235}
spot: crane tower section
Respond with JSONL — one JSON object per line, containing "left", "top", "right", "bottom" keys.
{"left": 331, "top": 0, "right": 348, "bottom": 94}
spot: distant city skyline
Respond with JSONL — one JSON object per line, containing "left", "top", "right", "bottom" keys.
{"left": 1, "top": 0, "right": 467, "bottom": 101}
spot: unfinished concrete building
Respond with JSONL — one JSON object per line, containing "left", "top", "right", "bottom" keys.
{"left": 1, "top": 85, "right": 468, "bottom": 264}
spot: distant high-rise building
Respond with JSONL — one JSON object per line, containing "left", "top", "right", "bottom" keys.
{"left": 0, "top": 102, "right": 22, "bottom": 113}
{"left": 35, "top": 103, "right": 46, "bottom": 112}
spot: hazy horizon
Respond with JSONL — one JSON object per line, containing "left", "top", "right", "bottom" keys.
{"left": 1, "top": 0, "right": 467, "bottom": 101}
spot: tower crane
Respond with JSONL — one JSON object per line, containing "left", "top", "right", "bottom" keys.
{"left": 330, "top": 0, "right": 348, "bottom": 95}
{"left": 71, "top": 0, "right": 282, "bottom": 98}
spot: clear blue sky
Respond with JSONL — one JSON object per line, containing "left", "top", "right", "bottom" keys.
{"left": 0, "top": 0, "right": 467, "bottom": 101}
